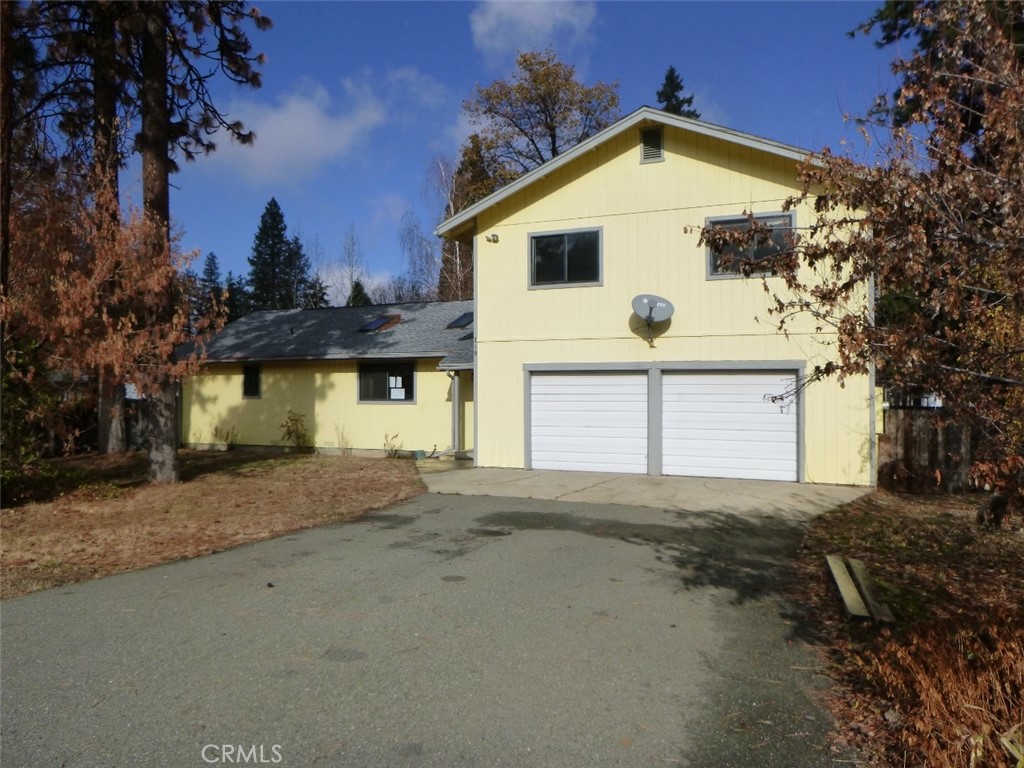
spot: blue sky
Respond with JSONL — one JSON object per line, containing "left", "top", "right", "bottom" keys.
{"left": 159, "top": 1, "right": 900, "bottom": 303}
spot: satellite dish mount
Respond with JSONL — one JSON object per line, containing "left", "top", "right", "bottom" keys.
{"left": 631, "top": 294, "right": 675, "bottom": 347}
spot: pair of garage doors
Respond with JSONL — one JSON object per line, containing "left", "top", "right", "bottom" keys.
{"left": 529, "top": 370, "right": 798, "bottom": 481}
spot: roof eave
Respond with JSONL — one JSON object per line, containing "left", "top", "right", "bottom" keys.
{"left": 202, "top": 352, "right": 451, "bottom": 365}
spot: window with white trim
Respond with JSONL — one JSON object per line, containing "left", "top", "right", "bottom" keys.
{"left": 706, "top": 212, "right": 795, "bottom": 277}
{"left": 530, "top": 229, "right": 601, "bottom": 287}
{"left": 359, "top": 362, "right": 414, "bottom": 402}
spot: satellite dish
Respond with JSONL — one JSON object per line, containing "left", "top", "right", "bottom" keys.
{"left": 631, "top": 294, "right": 674, "bottom": 323}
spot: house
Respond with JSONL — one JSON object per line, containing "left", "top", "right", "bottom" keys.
{"left": 182, "top": 300, "right": 474, "bottom": 456}
{"left": 436, "top": 107, "right": 875, "bottom": 485}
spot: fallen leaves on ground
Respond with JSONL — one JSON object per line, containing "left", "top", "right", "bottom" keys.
{"left": 790, "top": 491, "right": 1024, "bottom": 767}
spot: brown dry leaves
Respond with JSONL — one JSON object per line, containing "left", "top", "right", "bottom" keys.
{"left": 0, "top": 451, "right": 425, "bottom": 598}
{"left": 791, "top": 491, "right": 1024, "bottom": 767}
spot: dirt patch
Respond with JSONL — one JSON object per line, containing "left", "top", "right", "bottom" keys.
{"left": 791, "top": 491, "right": 1024, "bottom": 767}
{"left": 1, "top": 450, "right": 425, "bottom": 598}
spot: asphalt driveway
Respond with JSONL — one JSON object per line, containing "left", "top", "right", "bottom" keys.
{"left": 1, "top": 473, "right": 866, "bottom": 768}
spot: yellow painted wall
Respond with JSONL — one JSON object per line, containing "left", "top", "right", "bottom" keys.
{"left": 457, "top": 370, "right": 474, "bottom": 453}
{"left": 183, "top": 359, "right": 471, "bottom": 455}
{"left": 471, "top": 125, "right": 874, "bottom": 485}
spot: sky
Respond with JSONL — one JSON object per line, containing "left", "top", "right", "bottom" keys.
{"left": 159, "top": 1, "right": 902, "bottom": 304}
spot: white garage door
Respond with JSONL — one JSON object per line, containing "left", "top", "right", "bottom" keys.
{"left": 662, "top": 372, "right": 798, "bottom": 481}
{"left": 530, "top": 373, "right": 648, "bottom": 473}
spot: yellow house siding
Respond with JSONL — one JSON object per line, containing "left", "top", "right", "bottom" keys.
{"left": 457, "top": 370, "right": 474, "bottom": 453}
{"left": 470, "top": 122, "right": 873, "bottom": 486}
{"left": 183, "top": 359, "right": 460, "bottom": 454}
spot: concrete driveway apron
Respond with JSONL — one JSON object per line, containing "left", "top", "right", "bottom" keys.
{"left": 1, "top": 470, "right": 867, "bottom": 768}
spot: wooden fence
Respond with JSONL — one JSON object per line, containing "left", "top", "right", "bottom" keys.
{"left": 877, "top": 407, "right": 976, "bottom": 493}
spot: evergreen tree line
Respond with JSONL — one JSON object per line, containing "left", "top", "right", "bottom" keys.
{"left": 186, "top": 197, "right": 329, "bottom": 322}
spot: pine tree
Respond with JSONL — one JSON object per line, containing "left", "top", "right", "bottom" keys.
{"left": 194, "top": 251, "right": 222, "bottom": 320}
{"left": 199, "top": 252, "right": 222, "bottom": 298}
{"left": 281, "top": 234, "right": 311, "bottom": 308}
{"left": 3, "top": 1, "right": 269, "bottom": 484}
{"left": 223, "top": 271, "right": 250, "bottom": 322}
{"left": 656, "top": 65, "right": 700, "bottom": 119}
{"left": 247, "top": 201, "right": 322, "bottom": 310}
{"left": 347, "top": 278, "right": 372, "bottom": 306}
{"left": 248, "top": 198, "right": 288, "bottom": 310}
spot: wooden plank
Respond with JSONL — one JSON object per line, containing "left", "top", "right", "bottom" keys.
{"left": 825, "top": 555, "right": 871, "bottom": 619}
{"left": 847, "top": 558, "right": 896, "bottom": 624}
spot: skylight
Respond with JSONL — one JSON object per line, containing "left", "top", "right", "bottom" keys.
{"left": 447, "top": 311, "right": 473, "bottom": 329}
{"left": 359, "top": 314, "right": 399, "bottom": 332}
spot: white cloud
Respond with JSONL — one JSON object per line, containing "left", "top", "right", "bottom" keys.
{"left": 470, "top": 1, "right": 597, "bottom": 66}
{"left": 387, "top": 67, "right": 448, "bottom": 109}
{"left": 199, "top": 79, "right": 386, "bottom": 186}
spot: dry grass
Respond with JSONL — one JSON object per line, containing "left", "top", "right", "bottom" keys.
{"left": 792, "top": 491, "right": 1024, "bottom": 768}
{"left": 1, "top": 450, "right": 425, "bottom": 598}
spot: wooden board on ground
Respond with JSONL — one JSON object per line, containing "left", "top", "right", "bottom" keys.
{"left": 825, "top": 554, "right": 871, "bottom": 619}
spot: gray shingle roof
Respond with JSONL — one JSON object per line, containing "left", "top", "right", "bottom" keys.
{"left": 200, "top": 300, "right": 474, "bottom": 370}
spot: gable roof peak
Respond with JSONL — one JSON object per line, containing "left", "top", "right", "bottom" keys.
{"left": 436, "top": 106, "right": 813, "bottom": 240}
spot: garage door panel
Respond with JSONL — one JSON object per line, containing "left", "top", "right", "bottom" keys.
{"left": 531, "top": 456, "right": 645, "bottom": 474}
{"left": 663, "top": 444, "right": 798, "bottom": 462}
{"left": 665, "top": 462, "right": 795, "bottom": 482}
{"left": 665, "top": 401, "right": 792, "bottom": 415}
{"left": 532, "top": 434, "right": 648, "bottom": 451}
{"left": 662, "top": 372, "right": 797, "bottom": 482}
{"left": 663, "top": 430, "right": 798, "bottom": 448}
{"left": 535, "top": 414, "right": 649, "bottom": 428}
{"left": 663, "top": 415, "right": 798, "bottom": 434}
{"left": 530, "top": 373, "right": 648, "bottom": 473}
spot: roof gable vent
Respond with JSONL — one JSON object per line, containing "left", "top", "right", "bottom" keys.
{"left": 640, "top": 127, "right": 663, "bottom": 163}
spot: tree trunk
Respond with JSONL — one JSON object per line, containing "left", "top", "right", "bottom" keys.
{"left": 97, "top": 372, "right": 126, "bottom": 454}
{"left": 0, "top": 1, "right": 14, "bottom": 299}
{"left": 93, "top": 3, "right": 126, "bottom": 454}
{"left": 144, "top": 384, "right": 179, "bottom": 483}
{"left": 139, "top": 3, "right": 178, "bottom": 483}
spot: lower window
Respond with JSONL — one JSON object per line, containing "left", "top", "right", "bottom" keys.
{"left": 242, "top": 365, "right": 261, "bottom": 398}
{"left": 359, "top": 363, "right": 414, "bottom": 402}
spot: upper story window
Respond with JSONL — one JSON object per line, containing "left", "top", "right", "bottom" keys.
{"left": 359, "top": 362, "right": 414, "bottom": 403}
{"left": 706, "top": 212, "right": 795, "bottom": 278}
{"left": 530, "top": 228, "right": 602, "bottom": 287}
{"left": 640, "top": 127, "right": 664, "bottom": 163}
{"left": 242, "top": 365, "right": 261, "bottom": 398}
